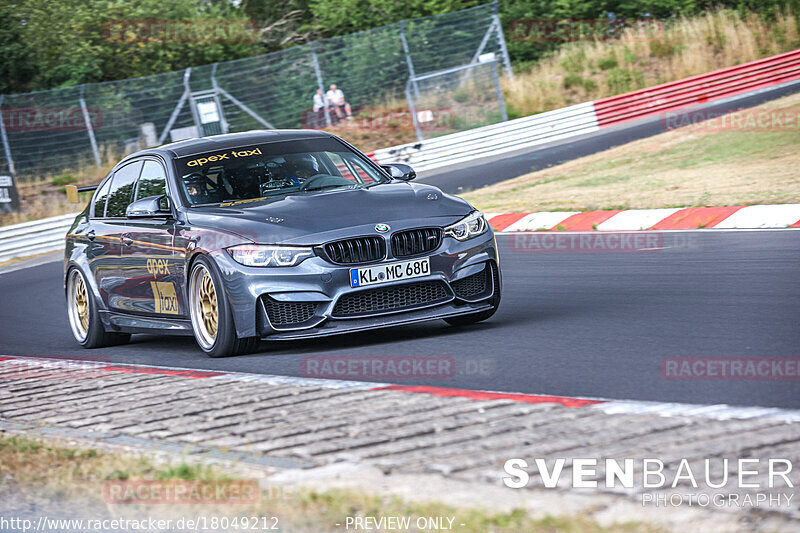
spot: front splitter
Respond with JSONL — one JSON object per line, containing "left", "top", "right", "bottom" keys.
{"left": 263, "top": 301, "right": 493, "bottom": 341}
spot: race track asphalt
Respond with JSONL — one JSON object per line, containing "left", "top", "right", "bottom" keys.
{"left": 1, "top": 231, "right": 798, "bottom": 408}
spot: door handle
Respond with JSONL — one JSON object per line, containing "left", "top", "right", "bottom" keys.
{"left": 86, "top": 230, "right": 95, "bottom": 241}
{"left": 121, "top": 234, "right": 133, "bottom": 246}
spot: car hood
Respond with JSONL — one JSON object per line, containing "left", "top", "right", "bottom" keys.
{"left": 184, "top": 181, "right": 473, "bottom": 246}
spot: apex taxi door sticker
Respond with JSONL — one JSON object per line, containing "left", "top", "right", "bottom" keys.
{"left": 151, "top": 282, "right": 180, "bottom": 314}
{"left": 147, "top": 258, "right": 171, "bottom": 276}
{"left": 185, "top": 147, "right": 262, "bottom": 167}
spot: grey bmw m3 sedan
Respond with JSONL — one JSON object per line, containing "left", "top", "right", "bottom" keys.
{"left": 64, "top": 130, "right": 501, "bottom": 357}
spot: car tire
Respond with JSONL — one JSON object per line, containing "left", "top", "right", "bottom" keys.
{"left": 188, "top": 255, "right": 260, "bottom": 358}
{"left": 66, "top": 267, "right": 131, "bottom": 348}
{"left": 444, "top": 264, "right": 501, "bottom": 327}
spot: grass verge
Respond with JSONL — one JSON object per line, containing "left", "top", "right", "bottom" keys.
{"left": 462, "top": 92, "right": 800, "bottom": 213}
{"left": 502, "top": 8, "right": 800, "bottom": 118}
{"left": 0, "top": 433, "right": 662, "bottom": 533}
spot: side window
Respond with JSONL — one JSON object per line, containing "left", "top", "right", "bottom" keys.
{"left": 134, "top": 160, "right": 168, "bottom": 202}
{"left": 340, "top": 152, "right": 378, "bottom": 184}
{"left": 92, "top": 176, "right": 113, "bottom": 218}
{"left": 105, "top": 161, "right": 143, "bottom": 218}
{"left": 327, "top": 152, "right": 356, "bottom": 182}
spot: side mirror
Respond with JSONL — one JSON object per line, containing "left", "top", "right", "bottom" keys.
{"left": 65, "top": 184, "right": 98, "bottom": 204}
{"left": 65, "top": 185, "right": 80, "bottom": 204}
{"left": 381, "top": 163, "right": 416, "bottom": 181}
{"left": 126, "top": 195, "right": 172, "bottom": 218}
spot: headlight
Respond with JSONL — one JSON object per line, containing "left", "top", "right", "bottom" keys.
{"left": 444, "top": 211, "right": 488, "bottom": 241}
{"left": 226, "top": 245, "right": 314, "bottom": 267}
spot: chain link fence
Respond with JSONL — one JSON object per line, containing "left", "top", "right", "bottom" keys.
{"left": 0, "top": 1, "right": 512, "bottom": 182}
{"left": 407, "top": 60, "right": 508, "bottom": 140}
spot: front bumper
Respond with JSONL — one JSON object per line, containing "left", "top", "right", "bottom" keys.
{"left": 212, "top": 231, "right": 500, "bottom": 339}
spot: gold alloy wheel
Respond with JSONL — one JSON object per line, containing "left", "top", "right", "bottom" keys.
{"left": 67, "top": 269, "right": 89, "bottom": 342}
{"left": 198, "top": 270, "right": 218, "bottom": 339}
{"left": 190, "top": 264, "right": 219, "bottom": 350}
{"left": 74, "top": 275, "right": 89, "bottom": 332}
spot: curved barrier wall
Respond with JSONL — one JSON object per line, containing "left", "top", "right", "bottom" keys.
{"left": 374, "top": 49, "right": 800, "bottom": 172}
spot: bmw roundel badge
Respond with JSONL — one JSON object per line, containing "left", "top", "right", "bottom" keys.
{"left": 375, "top": 224, "right": 390, "bottom": 233}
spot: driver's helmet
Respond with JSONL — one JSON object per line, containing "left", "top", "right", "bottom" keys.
{"left": 183, "top": 175, "right": 207, "bottom": 204}
{"left": 285, "top": 154, "right": 319, "bottom": 182}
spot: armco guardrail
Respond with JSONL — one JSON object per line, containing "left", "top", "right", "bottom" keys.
{"left": 374, "top": 49, "right": 800, "bottom": 172}
{"left": 593, "top": 48, "right": 800, "bottom": 127}
{"left": 372, "top": 102, "right": 598, "bottom": 173}
{"left": 0, "top": 213, "right": 77, "bottom": 263}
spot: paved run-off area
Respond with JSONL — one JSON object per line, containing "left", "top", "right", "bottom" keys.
{"left": 1, "top": 357, "right": 798, "bottom": 532}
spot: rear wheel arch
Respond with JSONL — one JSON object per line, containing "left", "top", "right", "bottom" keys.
{"left": 65, "top": 262, "right": 105, "bottom": 311}
{"left": 65, "top": 265, "right": 130, "bottom": 348}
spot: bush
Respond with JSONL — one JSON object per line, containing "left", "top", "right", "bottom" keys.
{"left": 622, "top": 48, "right": 638, "bottom": 64}
{"left": 563, "top": 74, "right": 584, "bottom": 89}
{"left": 559, "top": 49, "right": 586, "bottom": 73}
{"left": 598, "top": 56, "right": 619, "bottom": 70}
{"left": 582, "top": 78, "right": 598, "bottom": 92}
{"left": 51, "top": 174, "right": 77, "bottom": 186}
{"left": 452, "top": 90, "right": 470, "bottom": 103}
{"left": 606, "top": 68, "right": 644, "bottom": 94}
{"left": 650, "top": 39, "right": 679, "bottom": 58}
{"left": 505, "top": 105, "right": 524, "bottom": 121}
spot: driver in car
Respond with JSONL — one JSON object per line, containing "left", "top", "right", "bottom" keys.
{"left": 184, "top": 175, "right": 221, "bottom": 205}
{"left": 285, "top": 154, "right": 319, "bottom": 186}
{"left": 185, "top": 177, "right": 205, "bottom": 204}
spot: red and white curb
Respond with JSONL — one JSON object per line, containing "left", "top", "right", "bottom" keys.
{"left": 485, "top": 204, "right": 800, "bottom": 233}
{"left": 2, "top": 355, "right": 798, "bottom": 423}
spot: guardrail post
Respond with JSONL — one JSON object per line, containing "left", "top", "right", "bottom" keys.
{"left": 312, "top": 42, "right": 332, "bottom": 127}
{"left": 158, "top": 68, "right": 192, "bottom": 145}
{"left": 0, "top": 95, "right": 17, "bottom": 178}
{"left": 405, "top": 82, "right": 424, "bottom": 142}
{"left": 79, "top": 86, "right": 102, "bottom": 167}
{"left": 210, "top": 63, "right": 230, "bottom": 134}
{"left": 492, "top": 1, "right": 513, "bottom": 80}
{"left": 399, "top": 21, "right": 420, "bottom": 99}
{"left": 491, "top": 61, "right": 509, "bottom": 122}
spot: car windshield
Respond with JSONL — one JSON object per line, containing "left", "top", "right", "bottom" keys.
{"left": 175, "top": 137, "right": 389, "bottom": 207}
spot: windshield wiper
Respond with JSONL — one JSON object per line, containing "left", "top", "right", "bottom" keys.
{"left": 303, "top": 184, "right": 356, "bottom": 192}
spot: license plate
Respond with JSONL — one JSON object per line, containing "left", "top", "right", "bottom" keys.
{"left": 350, "top": 257, "right": 430, "bottom": 288}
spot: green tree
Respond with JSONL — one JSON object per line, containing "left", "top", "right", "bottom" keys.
{"left": 9, "top": 0, "right": 261, "bottom": 92}
{"left": 0, "top": 3, "right": 38, "bottom": 94}
{"left": 3, "top": 0, "right": 799, "bottom": 94}
{"left": 307, "top": 0, "right": 480, "bottom": 36}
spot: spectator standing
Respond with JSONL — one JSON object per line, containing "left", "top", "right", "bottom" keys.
{"left": 312, "top": 88, "right": 328, "bottom": 128}
{"left": 326, "top": 84, "right": 352, "bottom": 120}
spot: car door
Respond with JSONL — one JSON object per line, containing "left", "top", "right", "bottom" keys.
{"left": 85, "top": 174, "right": 122, "bottom": 309}
{"left": 99, "top": 160, "right": 143, "bottom": 312}
{"left": 120, "top": 159, "right": 184, "bottom": 317}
